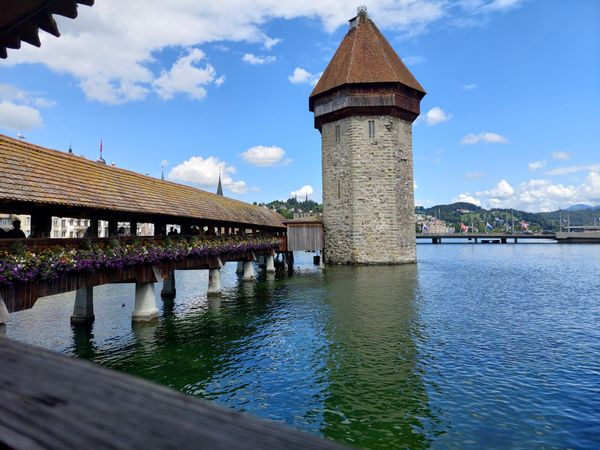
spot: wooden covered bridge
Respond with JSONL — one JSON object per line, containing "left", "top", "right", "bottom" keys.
{"left": 0, "top": 133, "right": 286, "bottom": 325}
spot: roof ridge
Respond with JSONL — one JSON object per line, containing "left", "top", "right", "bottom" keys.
{"left": 346, "top": 26, "right": 358, "bottom": 88}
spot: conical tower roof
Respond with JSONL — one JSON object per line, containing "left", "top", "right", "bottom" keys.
{"left": 310, "top": 11, "right": 425, "bottom": 101}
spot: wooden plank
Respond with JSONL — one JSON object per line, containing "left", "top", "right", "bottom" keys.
{"left": 0, "top": 337, "right": 349, "bottom": 450}
{"left": 287, "top": 225, "right": 323, "bottom": 252}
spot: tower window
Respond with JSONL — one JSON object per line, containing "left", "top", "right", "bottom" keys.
{"left": 335, "top": 124, "right": 341, "bottom": 142}
{"left": 368, "top": 120, "right": 375, "bottom": 139}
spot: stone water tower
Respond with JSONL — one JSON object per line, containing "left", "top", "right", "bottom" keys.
{"left": 309, "top": 7, "right": 426, "bottom": 264}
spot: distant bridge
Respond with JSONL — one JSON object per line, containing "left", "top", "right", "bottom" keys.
{"left": 416, "top": 232, "right": 600, "bottom": 244}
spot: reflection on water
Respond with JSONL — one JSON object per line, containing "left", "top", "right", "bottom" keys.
{"left": 321, "top": 264, "right": 439, "bottom": 449}
{"left": 6, "top": 245, "right": 600, "bottom": 449}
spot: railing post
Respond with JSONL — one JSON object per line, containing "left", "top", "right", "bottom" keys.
{"left": 156, "top": 223, "right": 167, "bottom": 237}
{"left": 89, "top": 218, "right": 99, "bottom": 237}
{"left": 30, "top": 211, "right": 52, "bottom": 238}
{"left": 108, "top": 220, "right": 118, "bottom": 238}
{"left": 130, "top": 221, "right": 138, "bottom": 237}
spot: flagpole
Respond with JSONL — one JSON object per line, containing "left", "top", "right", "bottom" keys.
{"left": 559, "top": 208, "right": 562, "bottom": 232}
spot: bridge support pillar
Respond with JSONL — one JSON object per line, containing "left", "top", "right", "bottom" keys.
{"left": 132, "top": 283, "right": 159, "bottom": 322}
{"left": 161, "top": 271, "right": 176, "bottom": 299}
{"left": 242, "top": 261, "right": 255, "bottom": 281}
{"left": 0, "top": 293, "right": 9, "bottom": 325}
{"left": 70, "top": 287, "right": 95, "bottom": 325}
{"left": 514, "top": 238, "right": 518, "bottom": 243}
{"left": 501, "top": 238, "right": 507, "bottom": 244}
{"left": 207, "top": 269, "right": 222, "bottom": 296}
{"left": 265, "top": 254, "right": 275, "bottom": 273}
{"left": 236, "top": 261, "right": 244, "bottom": 274}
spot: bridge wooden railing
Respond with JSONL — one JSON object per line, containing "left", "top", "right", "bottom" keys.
{"left": 0, "top": 234, "right": 288, "bottom": 314}
{"left": 0, "top": 337, "right": 348, "bottom": 450}
{"left": 0, "top": 233, "right": 287, "bottom": 251}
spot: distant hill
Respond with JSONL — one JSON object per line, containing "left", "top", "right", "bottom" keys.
{"left": 417, "top": 202, "right": 600, "bottom": 232}
{"left": 566, "top": 204, "right": 595, "bottom": 211}
{"left": 256, "top": 198, "right": 322, "bottom": 219}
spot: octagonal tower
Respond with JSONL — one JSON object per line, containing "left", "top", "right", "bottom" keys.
{"left": 309, "top": 8, "right": 426, "bottom": 264}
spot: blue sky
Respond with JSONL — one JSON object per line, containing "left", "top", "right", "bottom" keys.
{"left": 1, "top": 0, "right": 598, "bottom": 212}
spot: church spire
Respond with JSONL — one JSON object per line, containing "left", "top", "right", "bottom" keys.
{"left": 216, "top": 169, "right": 223, "bottom": 196}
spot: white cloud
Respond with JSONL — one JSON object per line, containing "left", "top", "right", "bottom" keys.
{"left": 463, "top": 83, "right": 478, "bottom": 90}
{"left": 465, "top": 172, "right": 485, "bottom": 180}
{"left": 461, "top": 132, "right": 509, "bottom": 145}
{"left": 552, "top": 151, "right": 571, "bottom": 160}
{"left": 484, "top": 0, "right": 524, "bottom": 12}
{"left": 528, "top": 160, "right": 546, "bottom": 170}
{"left": 0, "top": 101, "right": 43, "bottom": 131}
{"left": 168, "top": 155, "right": 247, "bottom": 194}
{"left": 466, "top": 172, "right": 600, "bottom": 211}
{"left": 545, "top": 164, "right": 600, "bottom": 176}
{"left": 402, "top": 55, "right": 426, "bottom": 66}
{"left": 2, "top": 1, "right": 523, "bottom": 104}
{"left": 0, "top": 83, "right": 56, "bottom": 108}
{"left": 153, "top": 48, "right": 220, "bottom": 100}
{"left": 241, "top": 145, "right": 287, "bottom": 166}
{"left": 291, "top": 185, "right": 314, "bottom": 199}
{"left": 263, "top": 37, "right": 282, "bottom": 50}
{"left": 242, "top": 53, "right": 276, "bottom": 65}
{"left": 288, "top": 67, "right": 322, "bottom": 86}
{"left": 453, "top": 193, "right": 482, "bottom": 207}
{"left": 477, "top": 179, "right": 514, "bottom": 198}
{"left": 424, "top": 106, "right": 452, "bottom": 125}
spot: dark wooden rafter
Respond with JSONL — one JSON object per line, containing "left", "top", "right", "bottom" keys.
{"left": 0, "top": 0, "right": 94, "bottom": 59}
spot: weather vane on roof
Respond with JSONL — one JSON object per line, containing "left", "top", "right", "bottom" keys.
{"left": 357, "top": 6, "right": 367, "bottom": 15}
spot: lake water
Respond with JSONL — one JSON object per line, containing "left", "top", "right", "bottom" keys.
{"left": 5, "top": 243, "right": 600, "bottom": 449}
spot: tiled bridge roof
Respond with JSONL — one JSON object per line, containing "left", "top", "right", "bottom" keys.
{"left": 0, "top": 134, "right": 284, "bottom": 229}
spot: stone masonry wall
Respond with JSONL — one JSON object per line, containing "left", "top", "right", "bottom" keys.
{"left": 322, "top": 115, "right": 416, "bottom": 264}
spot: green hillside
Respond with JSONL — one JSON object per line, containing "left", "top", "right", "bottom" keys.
{"left": 418, "top": 203, "right": 600, "bottom": 232}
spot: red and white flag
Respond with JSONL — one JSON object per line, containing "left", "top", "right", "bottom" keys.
{"left": 521, "top": 220, "right": 529, "bottom": 231}
{"left": 460, "top": 223, "right": 468, "bottom": 232}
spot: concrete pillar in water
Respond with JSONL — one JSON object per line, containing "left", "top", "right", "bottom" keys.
{"left": 0, "top": 293, "right": 9, "bottom": 325}
{"left": 265, "top": 254, "right": 275, "bottom": 273}
{"left": 161, "top": 270, "right": 176, "bottom": 299}
{"left": 236, "top": 261, "right": 244, "bottom": 274}
{"left": 132, "top": 282, "right": 159, "bottom": 322}
{"left": 70, "top": 287, "right": 95, "bottom": 325}
{"left": 242, "top": 261, "right": 255, "bottom": 281}
{"left": 207, "top": 268, "right": 221, "bottom": 296}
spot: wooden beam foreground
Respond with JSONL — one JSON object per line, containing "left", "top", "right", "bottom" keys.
{"left": 0, "top": 338, "right": 349, "bottom": 450}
